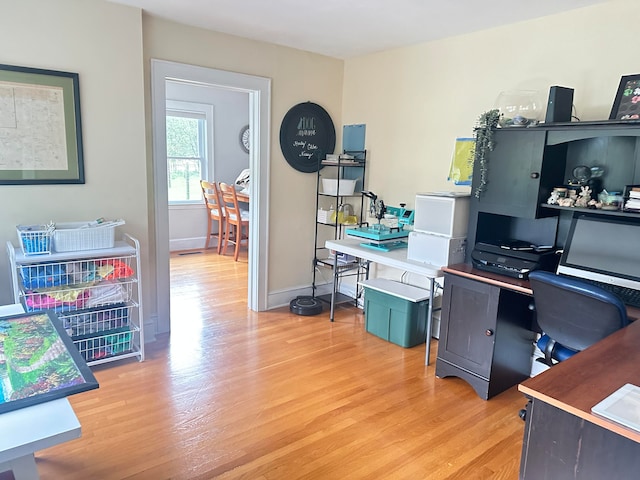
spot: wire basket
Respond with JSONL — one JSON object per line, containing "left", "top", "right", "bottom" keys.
{"left": 16, "top": 224, "right": 55, "bottom": 255}
{"left": 57, "top": 303, "right": 132, "bottom": 338}
{"left": 74, "top": 327, "right": 133, "bottom": 362}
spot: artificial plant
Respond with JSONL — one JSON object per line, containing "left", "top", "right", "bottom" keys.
{"left": 471, "top": 109, "right": 501, "bottom": 198}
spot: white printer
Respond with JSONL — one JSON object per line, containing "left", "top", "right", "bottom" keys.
{"left": 407, "top": 192, "right": 469, "bottom": 266}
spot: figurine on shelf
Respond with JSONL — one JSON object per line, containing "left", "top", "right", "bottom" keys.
{"left": 558, "top": 197, "right": 575, "bottom": 207}
{"left": 547, "top": 190, "right": 560, "bottom": 205}
{"left": 575, "top": 185, "right": 592, "bottom": 208}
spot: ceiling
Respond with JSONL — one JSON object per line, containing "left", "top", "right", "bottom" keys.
{"left": 107, "top": 0, "right": 608, "bottom": 59}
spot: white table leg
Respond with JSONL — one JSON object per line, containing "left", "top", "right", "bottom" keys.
{"left": 424, "top": 277, "right": 435, "bottom": 366}
{"left": 0, "top": 453, "right": 40, "bottom": 480}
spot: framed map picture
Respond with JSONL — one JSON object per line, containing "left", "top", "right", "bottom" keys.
{"left": 0, "top": 310, "right": 98, "bottom": 414}
{"left": 0, "top": 63, "right": 84, "bottom": 184}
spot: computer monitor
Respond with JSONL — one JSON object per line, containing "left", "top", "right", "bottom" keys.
{"left": 557, "top": 212, "right": 640, "bottom": 290}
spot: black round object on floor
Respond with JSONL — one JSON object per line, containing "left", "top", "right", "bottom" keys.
{"left": 290, "top": 296, "right": 323, "bottom": 316}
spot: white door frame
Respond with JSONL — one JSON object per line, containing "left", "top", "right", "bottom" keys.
{"left": 151, "top": 59, "right": 271, "bottom": 334}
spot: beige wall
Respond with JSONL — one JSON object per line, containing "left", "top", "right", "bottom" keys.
{"left": 0, "top": 1, "right": 150, "bottom": 316}
{"left": 1, "top": 0, "right": 636, "bottom": 336}
{"left": 142, "top": 16, "right": 345, "bottom": 301}
{"left": 343, "top": 0, "right": 636, "bottom": 211}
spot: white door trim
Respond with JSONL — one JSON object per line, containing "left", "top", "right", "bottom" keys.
{"left": 151, "top": 59, "right": 271, "bottom": 333}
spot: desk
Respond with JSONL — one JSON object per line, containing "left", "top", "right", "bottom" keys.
{"left": 443, "top": 263, "right": 640, "bottom": 319}
{"left": 325, "top": 238, "right": 442, "bottom": 365}
{"left": 0, "top": 304, "right": 82, "bottom": 480}
{"left": 437, "top": 264, "right": 640, "bottom": 400}
{"left": 518, "top": 319, "right": 640, "bottom": 479}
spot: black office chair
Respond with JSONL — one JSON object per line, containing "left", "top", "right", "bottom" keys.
{"left": 528, "top": 270, "right": 629, "bottom": 366}
{"left": 518, "top": 270, "right": 629, "bottom": 421}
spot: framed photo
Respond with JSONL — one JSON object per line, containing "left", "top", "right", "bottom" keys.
{"left": 0, "top": 310, "right": 98, "bottom": 414}
{"left": 0, "top": 63, "right": 84, "bottom": 184}
{"left": 609, "top": 74, "right": 640, "bottom": 121}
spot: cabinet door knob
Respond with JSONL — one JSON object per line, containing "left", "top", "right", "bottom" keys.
{"left": 485, "top": 329, "right": 494, "bottom": 336}
{"left": 530, "top": 172, "right": 540, "bottom": 179}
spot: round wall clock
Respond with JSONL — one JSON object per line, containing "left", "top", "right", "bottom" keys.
{"left": 279, "top": 102, "right": 336, "bottom": 173}
{"left": 240, "top": 125, "right": 250, "bottom": 153}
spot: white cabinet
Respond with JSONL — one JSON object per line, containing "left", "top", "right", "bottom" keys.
{"left": 6, "top": 234, "right": 144, "bottom": 366}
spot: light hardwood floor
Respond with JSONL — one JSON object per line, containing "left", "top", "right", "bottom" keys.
{"left": 7, "top": 249, "right": 527, "bottom": 479}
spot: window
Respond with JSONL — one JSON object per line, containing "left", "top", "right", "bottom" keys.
{"left": 166, "top": 107, "right": 208, "bottom": 204}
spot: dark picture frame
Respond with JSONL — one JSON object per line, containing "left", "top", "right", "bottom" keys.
{"left": 0, "top": 63, "right": 84, "bottom": 184}
{"left": 0, "top": 310, "right": 98, "bottom": 414}
{"left": 609, "top": 74, "right": 640, "bottom": 121}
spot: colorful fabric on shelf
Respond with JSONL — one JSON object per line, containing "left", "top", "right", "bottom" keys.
{"left": 97, "top": 259, "right": 134, "bottom": 280}
{"left": 25, "top": 280, "right": 127, "bottom": 312}
{"left": 84, "top": 281, "right": 127, "bottom": 308}
{"left": 20, "top": 263, "right": 68, "bottom": 289}
{"left": 26, "top": 286, "right": 90, "bottom": 310}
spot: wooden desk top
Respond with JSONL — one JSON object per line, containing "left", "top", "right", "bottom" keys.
{"left": 443, "top": 263, "right": 533, "bottom": 295}
{"left": 520, "top": 318, "right": 640, "bottom": 443}
{"left": 443, "top": 263, "right": 640, "bottom": 320}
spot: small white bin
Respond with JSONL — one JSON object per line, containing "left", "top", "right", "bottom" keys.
{"left": 53, "top": 220, "right": 124, "bottom": 252}
{"left": 322, "top": 178, "right": 357, "bottom": 196}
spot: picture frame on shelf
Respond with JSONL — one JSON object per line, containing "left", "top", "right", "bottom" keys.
{"left": 0, "top": 310, "right": 98, "bottom": 414}
{"left": 609, "top": 74, "right": 640, "bottom": 121}
{"left": 0, "top": 63, "right": 84, "bottom": 184}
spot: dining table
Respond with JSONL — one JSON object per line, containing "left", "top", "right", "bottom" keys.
{"left": 236, "top": 189, "right": 250, "bottom": 203}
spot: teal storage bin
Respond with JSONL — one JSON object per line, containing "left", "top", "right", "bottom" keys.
{"left": 362, "top": 278, "right": 429, "bottom": 348}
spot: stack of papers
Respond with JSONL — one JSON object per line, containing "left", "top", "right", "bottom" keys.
{"left": 591, "top": 383, "right": 640, "bottom": 432}
{"left": 624, "top": 189, "right": 640, "bottom": 212}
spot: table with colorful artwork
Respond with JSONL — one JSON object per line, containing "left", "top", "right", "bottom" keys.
{"left": 0, "top": 304, "right": 97, "bottom": 480}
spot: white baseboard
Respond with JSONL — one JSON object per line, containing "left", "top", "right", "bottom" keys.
{"left": 266, "top": 280, "right": 340, "bottom": 310}
{"left": 170, "top": 236, "right": 206, "bottom": 252}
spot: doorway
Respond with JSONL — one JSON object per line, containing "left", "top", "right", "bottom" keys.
{"left": 151, "top": 59, "right": 271, "bottom": 334}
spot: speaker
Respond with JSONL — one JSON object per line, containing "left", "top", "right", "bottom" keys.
{"left": 545, "top": 86, "right": 574, "bottom": 123}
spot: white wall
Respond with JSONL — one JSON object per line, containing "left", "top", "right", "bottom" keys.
{"left": 165, "top": 81, "right": 249, "bottom": 251}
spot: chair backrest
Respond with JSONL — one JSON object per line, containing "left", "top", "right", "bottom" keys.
{"left": 528, "top": 270, "right": 629, "bottom": 353}
{"left": 219, "top": 182, "right": 244, "bottom": 224}
{"left": 201, "top": 180, "right": 224, "bottom": 219}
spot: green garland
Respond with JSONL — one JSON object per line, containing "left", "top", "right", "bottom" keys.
{"left": 471, "top": 109, "right": 501, "bottom": 198}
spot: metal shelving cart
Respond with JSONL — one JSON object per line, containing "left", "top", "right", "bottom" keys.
{"left": 7, "top": 234, "right": 144, "bottom": 366}
{"left": 312, "top": 150, "right": 370, "bottom": 312}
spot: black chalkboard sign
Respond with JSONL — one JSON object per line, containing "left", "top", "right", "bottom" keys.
{"left": 279, "top": 102, "right": 336, "bottom": 173}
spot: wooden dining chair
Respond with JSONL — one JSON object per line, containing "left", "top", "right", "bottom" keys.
{"left": 219, "top": 182, "right": 250, "bottom": 261}
{"left": 200, "top": 180, "right": 225, "bottom": 253}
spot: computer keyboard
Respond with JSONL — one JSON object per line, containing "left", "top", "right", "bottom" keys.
{"left": 580, "top": 278, "right": 640, "bottom": 308}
